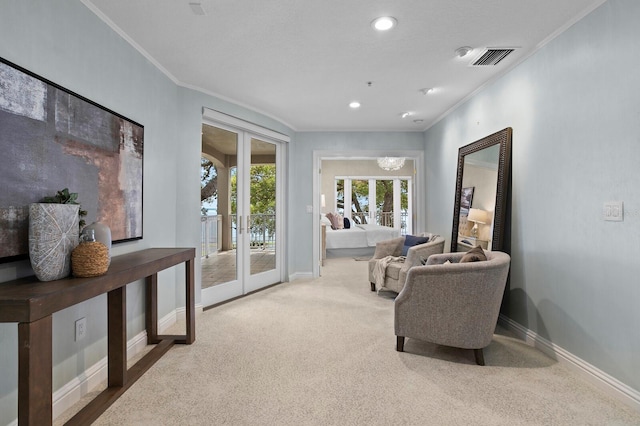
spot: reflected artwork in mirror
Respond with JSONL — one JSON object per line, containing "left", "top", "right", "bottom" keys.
{"left": 451, "top": 128, "right": 512, "bottom": 253}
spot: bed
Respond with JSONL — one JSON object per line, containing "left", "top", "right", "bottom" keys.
{"left": 322, "top": 220, "right": 401, "bottom": 258}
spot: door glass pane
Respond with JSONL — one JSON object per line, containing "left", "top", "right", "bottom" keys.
{"left": 400, "top": 179, "right": 408, "bottom": 234}
{"left": 336, "top": 179, "right": 344, "bottom": 215}
{"left": 376, "top": 180, "right": 394, "bottom": 227}
{"left": 351, "top": 179, "right": 368, "bottom": 224}
{"left": 249, "top": 138, "right": 276, "bottom": 276}
{"left": 201, "top": 124, "right": 238, "bottom": 288}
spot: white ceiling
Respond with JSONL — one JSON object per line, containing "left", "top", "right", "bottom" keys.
{"left": 84, "top": 0, "right": 605, "bottom": 132}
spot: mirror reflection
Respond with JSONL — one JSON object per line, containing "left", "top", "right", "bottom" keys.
{"left": 451, "top": 128, "right": 511, "bottom": 253}
{"left": 456, "top": 145, "right": 499, "bottom": 251}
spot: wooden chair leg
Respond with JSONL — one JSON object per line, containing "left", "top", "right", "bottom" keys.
{"left": 396, "top": 336, "right": 405, "bottom": 352}
{"left": 474, "top": 348, "right": 485, "bottom": 366}
{"left": 370, "top": 282, "right": 376, "bottom": 291}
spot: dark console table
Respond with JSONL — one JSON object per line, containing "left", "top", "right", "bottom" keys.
{"left": 0, "top": 247, "right": 196, "bottom": 425}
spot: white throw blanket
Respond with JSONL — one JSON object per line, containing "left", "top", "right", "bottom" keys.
{"left": 373, "top": 255, "right": 405, "bottom": 290}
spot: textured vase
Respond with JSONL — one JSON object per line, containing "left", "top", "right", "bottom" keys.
{"left": 82, "top": 221, "right": 112, "bottom": 266}
{"left": 29, "top": 203, "right": 80, "bottom": 281}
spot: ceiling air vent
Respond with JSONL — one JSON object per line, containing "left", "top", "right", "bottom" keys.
{"left": 470, "top": 48, "right": 516, "bottom": 66}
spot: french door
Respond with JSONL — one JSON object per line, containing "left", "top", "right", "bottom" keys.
{"left": 201, "top": 113, "right": 285, "bottom": 307}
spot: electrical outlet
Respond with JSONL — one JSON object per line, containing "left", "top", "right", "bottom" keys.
{"left": 603, "top": 201, "right": 623, "bottom": 222}
{"left": 75, "top": 317, "right": 86, "bottom": 341}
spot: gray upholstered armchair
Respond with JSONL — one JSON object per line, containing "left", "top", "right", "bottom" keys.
{"left": 394, "top": 250, "right": 511, "bottom": 365}
{"left": 368, "top": 234, "right": 445, "bottom": 293}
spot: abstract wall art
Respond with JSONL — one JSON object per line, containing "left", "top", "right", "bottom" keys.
{"left": 0, "top": 57, "right": 143, "bottom": 262}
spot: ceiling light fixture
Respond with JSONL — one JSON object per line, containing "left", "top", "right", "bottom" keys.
{"left": 377, "top": 157, "right": 405, "bottom": 171}
{"left": 413, "top": 119, "right": 424, "bottom": 124}
{"left": 371, "top": 16, "right": 397, "bottom": 31}
{"left": 455, "top": 46, "right": 473, "bottom": 58}
{"left": 420, "top": 88, "right": 434, "bottom": 95}
{"left": 349, "top": 101, "right": 361, "bottom": 109}
{"left": 401, "top": 112, "right": 411, "bottom": 119}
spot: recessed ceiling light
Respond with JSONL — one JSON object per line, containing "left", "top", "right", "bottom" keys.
{"left": 371, "top": 16, "right": 397, "bottom": 31}
{"left": 349, "top": 101, "right": 361, "bottom": 109}
{"left": 455, "top": 46, "right": 473, "bottom": 58}
{"left": 413, "top": 119, "right": 424, "bottom": 124}
{"left": 401, "top": 112, "right": 411, "bottom": 119}
{"left": 420, "top": 88, "right": 434, "bottom": 95}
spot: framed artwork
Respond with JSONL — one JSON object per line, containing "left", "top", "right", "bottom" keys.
{"left": 460, "top": 187, "right": 474, "bottom": 217}
{"left": 0, "top": 57, "right": 143, "bottom": 262}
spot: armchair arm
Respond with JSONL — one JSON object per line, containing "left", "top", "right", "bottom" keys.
{"left": 398, "top": 237, "right": 445, "bottom": 284}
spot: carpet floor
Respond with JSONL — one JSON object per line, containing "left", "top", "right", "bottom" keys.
{"left": 60, "top": 257, "right": 639, "bottom": 425}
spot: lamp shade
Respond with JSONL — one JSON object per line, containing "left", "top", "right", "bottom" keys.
{"left": 467, "top": 208, "right": 489, "bottom": 224}
{"left": 321, "top": 194, "right": 326, "bottom": 208}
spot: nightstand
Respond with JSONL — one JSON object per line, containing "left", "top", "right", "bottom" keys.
{"left": 457, "top": 234, "right": 489, "bottom": 251}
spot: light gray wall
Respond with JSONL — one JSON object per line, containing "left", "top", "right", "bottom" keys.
{"left": 0, "top": 1, "right": 293, "bottom": 424}
{"left": 424, "top": 0, "right": 640, "bottom": 393}
{"left": 0, "top": 2, "right": 180, "bottom": 421}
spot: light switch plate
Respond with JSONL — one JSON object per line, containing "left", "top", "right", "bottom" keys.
{"left": 603, "top": 201, "right": 623, "bottom": 221}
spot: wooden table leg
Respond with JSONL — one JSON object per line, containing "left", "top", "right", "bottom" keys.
{"left": 18, "top": 315, "right": 52, "bottom": 426}
{"left": 145, "top": 273, "right": 159, "bottom": 344}
{"left": 185, "top": 258, "right": 195, "bottom": 344}
{"left": 108, "top": 286, "right": 127, "bottom": 388}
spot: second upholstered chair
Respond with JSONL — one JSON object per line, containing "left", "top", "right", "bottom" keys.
{"left": 394, "top": 249, "right": 511, "bottom": 365}
{"left": 368, "top": 234, "right": 445, "bottom": 293}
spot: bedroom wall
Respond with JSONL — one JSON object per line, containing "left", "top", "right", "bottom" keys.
{"left": 320, "top": 159, "right": 415, "bottom": 214}
{"left": 424, "top": 0, "right": 640, "bottom": 396}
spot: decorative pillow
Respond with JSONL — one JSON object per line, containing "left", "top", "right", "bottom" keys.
{"left": 336, "top": 213, "right": 344, "bottom": 229}
{"left": 343, "top": 217, "right": 351, "bottom": 229}
{"left": 320, "top": 215, "right": 332, "bottom": 226}
{"left": 402, "top": 234, "right": 428, "bottom": 256}
{"left": 428, "top": 234, "right": 440, "bottom": 242}
{"left": 460, "top": 246, "right": 487, "bottom": 263}
{"left": 325, "top": 212, "right": 338, "bottom": 230}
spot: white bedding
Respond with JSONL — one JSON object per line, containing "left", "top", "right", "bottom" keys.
{"left": 325, "top": 224, "right": 400, "bottom": 249}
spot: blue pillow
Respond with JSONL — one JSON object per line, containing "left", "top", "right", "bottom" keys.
{"left": 402, "top": 235, "right": 428, "bottom": 256}
{"left": 343, "top": 217, "right": 351, "bottom": 229}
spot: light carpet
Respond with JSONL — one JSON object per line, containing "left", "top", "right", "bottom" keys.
{"left": 61, "top": 258, "right": 639, "bottom": 425}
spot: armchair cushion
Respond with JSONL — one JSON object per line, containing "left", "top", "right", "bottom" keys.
{"left": 460, "top": 245, "right": 487, "bottom": 263}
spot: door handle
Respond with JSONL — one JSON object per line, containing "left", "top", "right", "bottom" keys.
{"left": 238, "top": 215, "right": 243, "bottom": 234}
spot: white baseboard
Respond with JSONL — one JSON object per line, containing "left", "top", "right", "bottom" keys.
{"left": 51, "top": 306, "right": 194, "bottom": 421}
{"left": 498, "top": 314, "right": 640, "bottom": 412}
{"left": 289, "top": 272, "right": 313, "bottom": 281}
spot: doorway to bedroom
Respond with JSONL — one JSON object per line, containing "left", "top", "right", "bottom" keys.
{"left": 313, "top": 152, "right": 425, "bottom": 278}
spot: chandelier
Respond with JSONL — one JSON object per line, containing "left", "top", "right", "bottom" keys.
{"left": 377, "top": 157, "right": 405, "bottom": 171}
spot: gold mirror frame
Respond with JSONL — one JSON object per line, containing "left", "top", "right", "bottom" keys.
{"left": 451, "top": 128, "right": 512, "bottom": 253}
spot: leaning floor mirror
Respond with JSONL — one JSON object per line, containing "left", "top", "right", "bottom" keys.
{"left": 451, "top": 127, "right": 512, "bottom": 253}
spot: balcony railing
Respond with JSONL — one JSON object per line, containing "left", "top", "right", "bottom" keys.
{"left": 201, "top": 215, "right": 222, "bottom": 258}
{"left": 201, "top": 213, "right": 275, "bottom": 258}
{"left": 347, "top": 211, "right": 408, "bottom": 235}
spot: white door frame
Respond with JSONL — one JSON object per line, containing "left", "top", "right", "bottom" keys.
{"left": 202, "top": 109, "right": 289, "bottom": 306}
{"left": 312, "top": 150, "right": 425, "bottom": 278}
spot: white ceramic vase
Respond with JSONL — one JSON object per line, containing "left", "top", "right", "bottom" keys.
{"left": 28, "top": 203, "right": 80, "bottom": 281}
